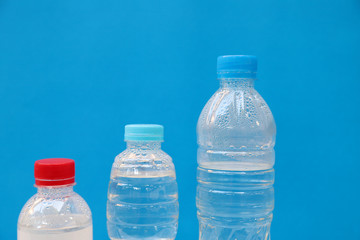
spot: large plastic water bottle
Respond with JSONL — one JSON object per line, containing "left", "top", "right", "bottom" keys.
{"left": 107, "top": 124, "right": 179, "bottom": 240}
{"left": 17, "top": 158, "right": 93, "bottom": 240}
{"left": 197, "top": 55, "right": 276, "bottom": 240}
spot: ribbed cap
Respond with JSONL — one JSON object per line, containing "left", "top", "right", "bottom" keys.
{"left": 124, "top": 124, "right": 164, "bottom": 141}
{"left": 34, "top": 158, "right": 75, "bottom": 186}
{"left": 217, "top": 55, "right": 257, "bottom": 79}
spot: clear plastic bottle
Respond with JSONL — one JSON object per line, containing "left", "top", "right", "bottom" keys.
{"left": 17, "top": 158, "right": 93, "bottom": 240}
{"left": 107, "top": 124, "right": 179, "bottom": 240}
{"left": 197, "top": 55, "right": 276, "bottom": 240}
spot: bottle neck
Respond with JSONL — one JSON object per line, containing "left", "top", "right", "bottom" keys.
{"left": 37, "top": 185, "right": 74, "bottom": 196}
{"left": 219, "top": 78, "right": 255, "bottom": 89}
{"left": 126, "top": 141, "right": 162, "bottom": 150}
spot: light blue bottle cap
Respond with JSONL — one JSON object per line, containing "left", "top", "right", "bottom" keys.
{"left": 124, "top": 124, "right": 164, "bottom": 141}
{"left": 217, "top": 55, "right": 257, "bottom": 79}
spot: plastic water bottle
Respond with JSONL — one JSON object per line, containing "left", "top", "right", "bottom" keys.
{"left": 17, "top": 158, "right": 93, "bottom": 240}
{"left": 197, "top": 55, "right": 276, "bottom": 240}
{"left": 107, "top": 124, "right": 179, "bottom": 240}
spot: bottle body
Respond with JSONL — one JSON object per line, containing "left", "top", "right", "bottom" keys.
{"left": 18, "top": 186, "right": 93, "bottom": 240}
{"left": 197, "top": 78, "right": 276, "bottom": 239}
{"left": 107, "top": 141, "right": 179, "bottom": 240}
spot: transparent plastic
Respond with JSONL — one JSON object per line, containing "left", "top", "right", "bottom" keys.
{"left": 107, "top": 141, "right": 179, "bottom": 240}
{"left": 17, "top": 185, "right": 93, "bottom": 240}
{"left": 197, "top": 78, "right": 276, "bottom": 240}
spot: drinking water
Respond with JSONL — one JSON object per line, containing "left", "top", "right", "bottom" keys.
{"left": 18, "top": 220, "right": 92, "bottom": 240}
{"left": 197, "top": 55, "right": 276, "bottom": 240}
{"left": 107, "top": 124, "right": 179, "bottom": 240}
{"left": 108, "top": 175, "right": 178, "bottom": 239}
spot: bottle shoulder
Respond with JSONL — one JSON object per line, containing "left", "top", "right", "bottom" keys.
{"left": 197, "top": 87, "right": 276, "bottom": 149}
{"left": 115, "top": 148, "right": 172, "bottom": 162}
{"left": 111, "top": 148, "right": 175, "bottom": 178}
{"left": 18, "top": 189, "right": 92, "bottom": 229}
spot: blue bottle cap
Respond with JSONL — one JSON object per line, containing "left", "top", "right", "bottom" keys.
{"left": 217, "top": 55, "right": 257, "bottom": 79}
{"left": 124, "top": 124, "right": 164, "bottom": 141}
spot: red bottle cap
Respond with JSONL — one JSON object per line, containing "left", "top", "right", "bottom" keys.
{"left": 34, "top": 158, "right": 75, "bottom": 186}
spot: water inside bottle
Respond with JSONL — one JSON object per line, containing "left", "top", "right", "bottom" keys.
{"left": 18, "top": 216, "right": 92, "bottom": 240}
{"left": 197, "top": 161, "right": 274, "bottom": 240}
{"left": 107, "top": 174, "right": 178, "bottom": 240}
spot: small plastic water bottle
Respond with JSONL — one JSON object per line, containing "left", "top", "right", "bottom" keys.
{"left": 107, "top": 124, "right": 179, "bottom": 240}
{"left": 197, "top": 56, "right": 276, "bottom": 239}
{"left": 17, "top": 158, "right": 93, "bottom": 240}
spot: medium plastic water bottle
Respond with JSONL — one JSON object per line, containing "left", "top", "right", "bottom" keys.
{"left": 17, "top": 158, "right": 93, "bottom": 240}
{"left": 197, "top": 56, "right": 276, "bottom": 240}
{"left": 107, "top": 124, "right": 179, "bottom": 240}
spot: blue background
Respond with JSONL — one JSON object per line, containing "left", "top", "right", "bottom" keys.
{"left": 1, "top": 0, "right": 360, "bottom": 239}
